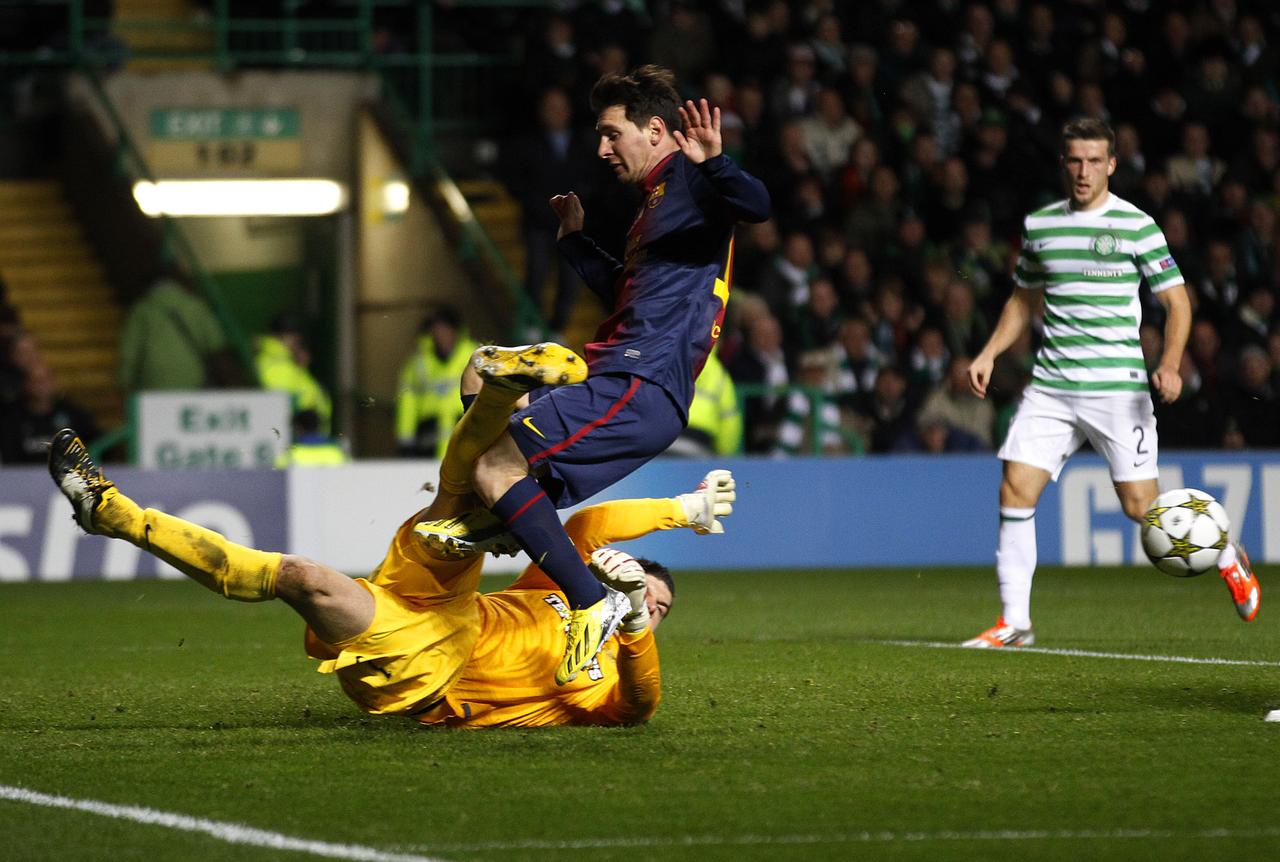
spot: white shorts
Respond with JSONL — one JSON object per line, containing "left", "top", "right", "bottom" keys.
{"left": 998, "top": 386, "right": 1159, "bottom": 483}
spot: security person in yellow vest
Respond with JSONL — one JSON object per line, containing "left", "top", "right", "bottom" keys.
{"left": 276, "top": 409, "right": 349, "bottom": 467}
{"left": 395, "top": 305, "right": 477, "bottom": 458}
{"left": 256, "top": 315, "right": 333, "bottom": 435}
{"left": 667, "top": 349, "right": 742, "bottom": 457}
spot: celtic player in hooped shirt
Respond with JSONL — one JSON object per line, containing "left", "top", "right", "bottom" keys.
{"left": 961, "top": 118, "right": 1259, "bottom": 649}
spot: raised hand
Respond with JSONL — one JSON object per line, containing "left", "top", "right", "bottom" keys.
{"left": 548, "top": 192, "right": 584, "bottom": 239}
{"left": 673, "top": 98, "right": 721, "bottom": 164}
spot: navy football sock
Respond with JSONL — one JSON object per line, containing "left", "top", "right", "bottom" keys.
{"left": 491, "top": 476, "right": 606, "bottom": 609}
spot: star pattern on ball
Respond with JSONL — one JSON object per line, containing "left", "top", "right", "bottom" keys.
{"left": 1182, "top": 497, "right": 1213, "bottom": 515}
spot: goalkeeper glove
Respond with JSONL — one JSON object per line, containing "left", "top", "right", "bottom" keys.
{"left": 589, "top": 547, "right": 649, "bottom": 633}
{"left": 678, "top": 468, "right": 736, "bottom": 535}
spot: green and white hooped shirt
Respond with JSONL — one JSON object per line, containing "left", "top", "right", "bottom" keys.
{"left": 1014, "top": 193, "right": 1182, "bottom": 395}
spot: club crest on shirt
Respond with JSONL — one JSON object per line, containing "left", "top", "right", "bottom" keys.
{"left": 1092, "top": 233, "right": 1117, "bottom": 255}
{"left": 646, "top": 181, "right": 666, "bottom": 209}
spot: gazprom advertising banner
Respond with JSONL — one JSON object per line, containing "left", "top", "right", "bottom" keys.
{"left": 1, "top": 452, "right": 1275, "bottom": 582}
{"left": 603, "top": 452, "right": 1280, "bottom": 569}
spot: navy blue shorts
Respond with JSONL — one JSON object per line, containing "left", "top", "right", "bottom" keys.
{"left": 508, "top": 373, "right": 685, "bottom": 508}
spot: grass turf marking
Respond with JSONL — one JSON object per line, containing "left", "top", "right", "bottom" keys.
{"left": 0, "top": 785, "right": 451, "bottom": 862}
{"left": 866, "top": 639, "right": 1280, "bottom": 667}
{"left": 414, "top": 826, "right": 1280, "bottom": 852}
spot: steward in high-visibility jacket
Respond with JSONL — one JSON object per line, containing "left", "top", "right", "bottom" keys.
{"left": 256, "top": 321, "right": 332, "bottom": 435}
{"left": 395, "top": 307, "right": 477, "bottom": 458}
{"left": 672, "top": 350, "right": 742, "bottom": 457}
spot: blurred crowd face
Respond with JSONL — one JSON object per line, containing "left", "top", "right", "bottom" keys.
{"left": 539, "top": 88, "right": 572, "bottom": 132}
{"left": 1239, "top": 349, "right": 1272, "bottom": 390}
{"left": 840, "top": 318, "right": 872, "bottom": 358}
{"left": 1062, "top": 138, "right": 1115, "bottom": 209}
{"left": 1190, "top": 320, "right": 1220, "bottom": 366}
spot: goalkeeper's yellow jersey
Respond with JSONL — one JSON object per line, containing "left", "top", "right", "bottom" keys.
{"left": 308, "top": 497, "right": 687, "bottom": 728}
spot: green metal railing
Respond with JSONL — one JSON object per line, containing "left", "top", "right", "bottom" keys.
{"left": 735, "top": 383, "right": 867, "bottom": 456}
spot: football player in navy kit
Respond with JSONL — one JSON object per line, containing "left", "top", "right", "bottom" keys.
{"left": 419, "top": 65, "right": 769, "bottom": 685}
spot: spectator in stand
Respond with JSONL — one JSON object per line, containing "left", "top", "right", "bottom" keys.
{"left": 950, "top": 204, "right": 1010, "bottom": 315}
{"left": 1197, "top": 238, "right": 1244, "bottom": 329}
{"left": 1160, "top": 207, "right": 1204, "bottom": 291}
{"left": 648, "top": 2, "right": 715, "bottom": 96}
{"left": 940, "top": 280, "right": 990, "bottom": 360}
{"left": 1227, "top": 287, "right": 1276, "bottom": 351}
{"left": 1236, "top": 198, "right": 1277, "bottom": 291}
{"left": 853, "top": 364, "right": 912, "bottom": 454}
{"left": 756, "top": 230, "right": 817, "bottom": 317}
{"left": 118, "top": 269, "right": 238, "bottom": 394}
{"left": 809, "top": 12, "right": 847, "bottom": 84}
{"left": 923, "top": 156, "right": 972, "bottom": 245}
{"left": 502, "top": 86, "right": 595, "bottom": 337}
{"left": 900, "top": 47, "right": 956, "bottom": 143}
{"left": 0, "top": 361, "right": 98, "bottom": 464}
{"left": 786, "top": 275, "right": 844, "bottom": 357}
{"left": 1109, "top": 122, "right": 1147, "bottom": 200}
{"left": 835, "top": 246, "right": 875, "bottom": 312}
{"left": 775, "top": 348, "right": 852, "bottom": 457}
{"left": 892, "top": 411, "right": 986, "bottom": 454}
{"left": 906, "top": 325, "right": 949, "bottom": 392}
{"left": 1224, "top": 345, "right": 1280, "bottom": 448}
{"left": 879, "top": 210, "right": 932, "bottom": 294}
{"left": 832, "top": 317, "right": 883, "bottom": 406}
{"left": 844, "top": 163, "right": 903, "bottom": 253}
{"left": 1167, "top": 122, "right": 1227, "bottom": 201}
{"left": 1188, "top": 318, "right": 1226, "bottom": 393}
{"left": 395, "top": 305, "right": 477, "bottom": 459}
{"left": 0, "top": 327, "right": 47, "bottom": 408}
{"left": 843, "top": 44, "right": 885, "bottom": 137}
{"left": 727, "top": 306, "right": 789, "bottom": 455}
{"left": 256, "top": 314, "right": 332, "bottom": 436}
{"left": 769, "top": 43, "right": 821, "bottom": 121}
{"left": 800, "top": 87, "right": 861, "bottom": 187}
{"left": 917, "top": 355, "right": 996, "bottom": 449}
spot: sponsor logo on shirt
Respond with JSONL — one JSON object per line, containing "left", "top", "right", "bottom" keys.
{"left": 1082, "top": 267, "right": 1127, "bottom": 277}
{"left": 1159, "top": 256, "right": 1176, "bottom": 270}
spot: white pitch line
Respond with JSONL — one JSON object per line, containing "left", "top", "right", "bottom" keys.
{"left": 414, "top": 825, "right": 1280, "bottom": 853}
{"left": 866, "top": 639, "right": 1280, "bottom": 668}
{"left": 0, "top": 785, "right": 451, "bottom": 862}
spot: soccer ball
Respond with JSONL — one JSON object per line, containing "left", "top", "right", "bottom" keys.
{"left": 1140, "top": 488, "right": 1230, "bottom": 577}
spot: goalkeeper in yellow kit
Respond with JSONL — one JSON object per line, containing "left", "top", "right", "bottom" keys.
{"left": 48, "top": 343, "right": 738, "bottom": 726}
{"left": 46, "top": 420, "right": 734, "bottom": 728}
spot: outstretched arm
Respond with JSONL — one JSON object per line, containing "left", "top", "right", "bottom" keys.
{"left": 563, "top": 470, "right": 738, "bottom": 554}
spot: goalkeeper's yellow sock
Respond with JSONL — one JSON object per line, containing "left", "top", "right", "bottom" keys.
{"left": 95, "top": 487, "right": 279, "bottom": 602}
{"left": 438, "top": 383, "right": 523, "bottom": 495}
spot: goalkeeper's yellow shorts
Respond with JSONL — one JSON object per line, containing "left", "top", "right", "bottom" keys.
{"left": 304, "top": 512, "right": 484, "bottom": 716}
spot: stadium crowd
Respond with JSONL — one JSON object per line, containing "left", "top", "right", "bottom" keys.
{"left": 491, "top": 0, "right": 1280, "bottom": 456}
{"left": 3, "top": 1, "right": 1280, "bottom": 463}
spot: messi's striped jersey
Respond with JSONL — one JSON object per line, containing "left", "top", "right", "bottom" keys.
{"left": 559, "top": 151, "right": 770, "bottom": 417}
{"left": 1014, "top": 193, "right": 1182, "bottom": 395}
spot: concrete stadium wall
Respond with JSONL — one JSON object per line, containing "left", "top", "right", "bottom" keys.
{"left": 3, "top": 452, "right": 1278, "bottom": 582}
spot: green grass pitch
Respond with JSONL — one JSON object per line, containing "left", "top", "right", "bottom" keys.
{"left": 2, "top": 565, "right": 1279, "bottom": 861}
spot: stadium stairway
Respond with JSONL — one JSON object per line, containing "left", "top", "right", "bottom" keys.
{"left": 456, "top": 177, "right": 600, "bottom": 353}
{"left": 113, "top": 0, "right": 214, "bottom": 73}
{"left": 0, "top": 180, "right": 124, "bottom": 430}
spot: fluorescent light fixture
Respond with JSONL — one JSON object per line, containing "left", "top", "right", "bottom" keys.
{"left": 133, "top": 179, "right": 348, "bottom": 217}
{"left": 381, "top": 179, "right": 410, "bottom": 215}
